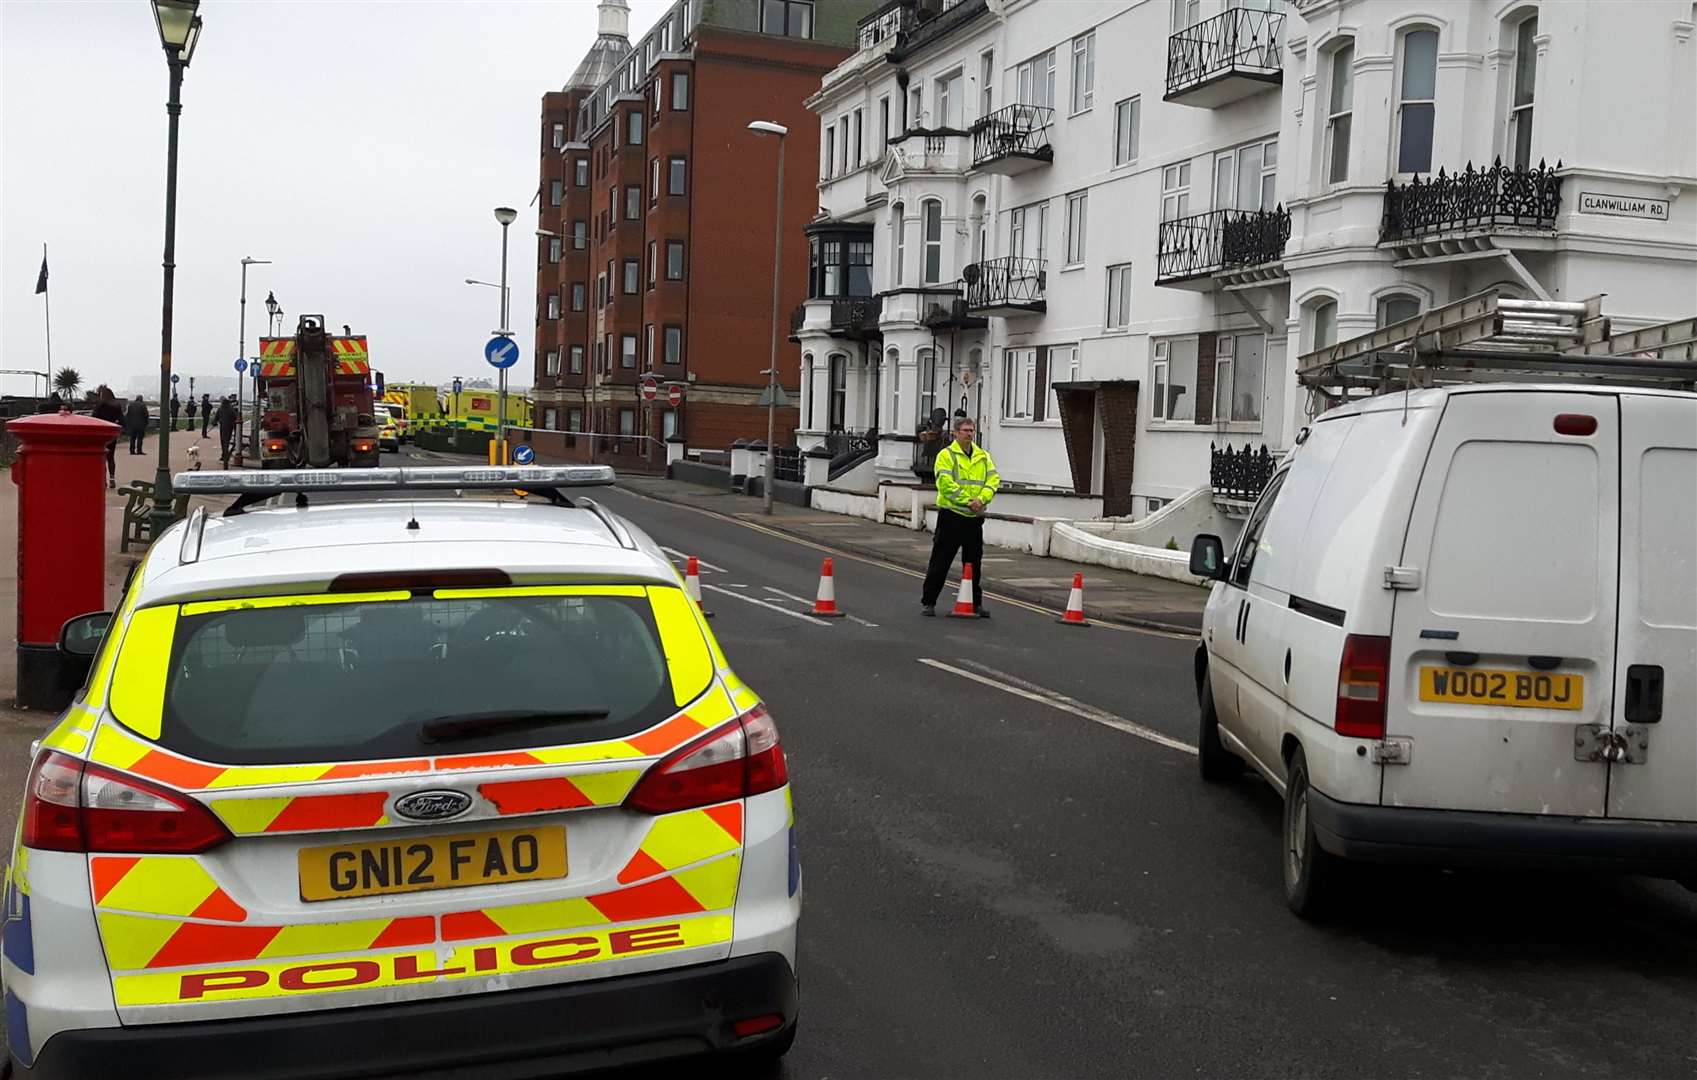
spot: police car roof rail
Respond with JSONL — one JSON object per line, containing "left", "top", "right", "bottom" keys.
{"left": 172, "top": 465, "right": 617, "bottom": 517}
{"left": 178, "top": 505, "right": 208, "bottom": 565}
{"left": 574, "top": 497, "right": 637, "bottom": 550}
{"left": 1296, "top": 289, "right": 1697, "bottom": 403}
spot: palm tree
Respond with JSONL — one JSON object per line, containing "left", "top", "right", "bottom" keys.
{"left": 52, "top": 367, "right": 81, "bottom": 402}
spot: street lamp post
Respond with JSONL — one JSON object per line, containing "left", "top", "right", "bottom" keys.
{"left": 748, "top": 121, "right": 788, "bottom": 515}
{"left": 256, "top": 291, "right": 280, "bottom": 458}
{"left": 149, "top": 0, "right": 203, "bottom": 539}
{"left": 493, "top": 207, "right": 518, "bottom": 461}
{"left": 235, "top": 257, "right": 269, "bottom": 466}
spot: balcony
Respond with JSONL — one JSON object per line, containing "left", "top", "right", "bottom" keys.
{"left": 970, "top": 104, "right": 1053, "bottom": 176}
{"left": 790, "top": 296, "right": 884, "bottom": 343}
{"left": 1155, "top": 206, "right": 1291, "bottom": 289}
{"left": 1165, "top": 7, "right": 1285, "bottom": 108}
{"left": 1211, "top": 443, "right": 1277, "bottom": 505}
{"left": 856, "top": 0, "right": 915, "bottom": 50}
{"left": 1381, "top": 159, "right": 1562, "bottom": 251}
{"left": 962, "top": 257, "right": 1046, "bottom": 316}
{"left": 883, "top": 130, "right": 969, "bottom": 178}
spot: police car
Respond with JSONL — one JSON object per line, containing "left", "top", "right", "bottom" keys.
{"left": 4, "top": 466, "right": 800, "bottom": 1078}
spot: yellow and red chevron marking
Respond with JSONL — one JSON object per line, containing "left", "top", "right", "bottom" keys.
{"left": 616, "top": 802, "right": 742, "bottom": 884}
{"left": 91, "top": 856, "right": 247, "bottom": 923}
{"left": 97, "top": 910, "right": 435, "bottom": 972}
{"left": 330, "top": 337, "right": 369, "bottom": 361}
{"left": 478, "top": 769, "right": 641, "bottom": 815}
{"left": 88, "top": 723, "right": 431, "bottom": 796}
{"left": 208, "top": 791, "right": 391, "bottom": 835}
{"left": 439, "top": 852, "right": 741, "bottom": 943}
{"left": 258, "top": 360, "right": 295, "bottom": 377}
{"left": 334, "top": 357, "right": 370, "bottom": 375}
{"left": 258, "top": 339, "right": 295, "bottom": 359}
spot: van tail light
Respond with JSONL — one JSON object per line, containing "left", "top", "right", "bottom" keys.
{"left": 21, "top": 751, "right": 232, "bottom": 854}
{"left": 1335, "top": 634, "right": 1392, "bottom": 739}
{"left": 624, "top": 705, "right": 788, "bottom": 814}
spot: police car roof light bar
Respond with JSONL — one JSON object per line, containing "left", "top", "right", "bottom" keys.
{"left": 173, "top": 465, "right": 617, "bottom": 517}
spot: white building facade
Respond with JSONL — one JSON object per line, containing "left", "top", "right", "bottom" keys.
{"left": 799, "top": 0, "right": 1697, "bottom": 518}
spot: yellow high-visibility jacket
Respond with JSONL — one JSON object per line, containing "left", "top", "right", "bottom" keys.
{"left": 933, "top": 440, "right": 1001, "bottom": 518}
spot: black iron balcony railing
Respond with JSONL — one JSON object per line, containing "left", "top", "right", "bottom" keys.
{"left": 1156, "top": 206, "right": 1291, "bottom": 283}
{"left": 1381, "top": 158, "right": 1563, "bottom": 243}
{"left": 856, "top": 0, "right": 915, "bottom": 50}
{"left": 830, "top": 296, "right": 882, "bottom": 336}
{"left": 771, "top": 445, "right": 804, "bottom": 484}
{"left": 962, "top": 257, "right": 1046, "bottom": 310}
{"left": 1167, "top": 7, "right": 1285, "bottom": 99}
{"left": 970, "top": 104, "right": 1054, "bottom": 168}
{"left": 1211, "top": 443, "right": 1277, "bottom": 502}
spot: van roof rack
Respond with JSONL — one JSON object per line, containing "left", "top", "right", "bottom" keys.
{"left": 174, "top": 464, "right": 617, "bottom": 516}
{"left": 1296, "top": 290, "right": 1697, "bottom": 406}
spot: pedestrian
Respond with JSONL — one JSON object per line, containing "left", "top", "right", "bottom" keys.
{"left": 920, "top": 416, "right": 1000, "bottom": 618}
{"left": 185, "top": 395, "right": 197, "bottom": 431}
{"left": 216, "top": 395, "right": 238, "bottom": 468}
{"left": 37, "top": 392, "right": 62, "bottom": 415}
{"left": 200, "top": 392, "right": 212, "bottom": 438}
{"left": 90, "top": 385, "right": 124, "bottom": 490}
{"left": 169, "top": 393, "right": 180, "bottom": 430}
{"left": 125, "top": 395, "right": 148, "bottom": 454}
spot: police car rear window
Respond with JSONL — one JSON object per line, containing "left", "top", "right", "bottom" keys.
{"left": 153, "top": 592, "right": 692, "bottom": 764}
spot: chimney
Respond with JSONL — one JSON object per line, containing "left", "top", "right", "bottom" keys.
{"left": 597, "top": 0, "right": 631, "bottom": 39}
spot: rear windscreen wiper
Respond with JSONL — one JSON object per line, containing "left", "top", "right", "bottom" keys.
{"left": 418, "top": 709, "right": 610, "bottom": 744}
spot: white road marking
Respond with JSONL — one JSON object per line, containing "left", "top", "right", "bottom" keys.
{"left": 701, "top": 583, "right": 829, "bottom": 625}
{"left": 760, "top": 585, "right": 880, "bottom": 628}
{"left": 917, "top": 658, "right": 1197, "bottom": 756}
{"left": 661, "top": 547, "right": 727, "bottom": 573}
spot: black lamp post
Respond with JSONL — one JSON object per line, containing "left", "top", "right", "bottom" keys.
{"left": 149, "top": 0, "right": 203, "bottom": 538}
{"left": 257, "top": 291, "right": 280, "bottom": 456}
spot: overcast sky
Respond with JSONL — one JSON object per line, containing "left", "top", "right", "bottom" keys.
{"left": 2, "top": 0, "right": 670, "bottom": 398}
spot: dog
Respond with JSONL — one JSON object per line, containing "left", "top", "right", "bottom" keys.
{"left": 185, "top": 443, "right": 202, "bottom": 471}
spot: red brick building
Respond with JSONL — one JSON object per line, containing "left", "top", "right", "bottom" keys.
{"left": 530, "top": 0, "right": 878, "bottom": 470}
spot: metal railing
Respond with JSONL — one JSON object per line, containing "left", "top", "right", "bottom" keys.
{"left": 962, "top": 257, "right": 1046, "bottom": 310}
{"left": 830, "top": 296, "right": 882, "bottom": 335}
{"left": 1211, "top": 443, "right": 1277, "bottom": 502}
{"left": 1156, "top": 206, "right": 1291, "bottom": 283}
{"left": 970, "top": 104, "right": 1054, "bottom": 167}
{"left": 1381, "top": 159, "right": 1563, "bottom": 243}
{"left": 1166, "top": 6, "right": 1285, "bottom": 98}
{"left": 823, "top": 427, "right": 878, "bottom": 479}
{"left": 856, "top": 0, "right": 914, "bottom": 50}
{"left": 771, "top": 445, "right": 804, "bottom": 483}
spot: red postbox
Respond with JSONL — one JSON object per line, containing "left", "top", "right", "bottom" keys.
{"left": 9, "top": 410, "right": 119, "bottom": 710}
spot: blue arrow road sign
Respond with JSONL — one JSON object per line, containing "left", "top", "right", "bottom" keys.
{"left": 170, "top": 373, "right": 180, "bottom": 384}
{"left": 484, "top": 336, "right": 520, "bottom": 370}
{"left": 234, "top": 358, "right": 248, "bottom": 374}
{"left": 513, "top": 444, "right": 535, "bottom": 465}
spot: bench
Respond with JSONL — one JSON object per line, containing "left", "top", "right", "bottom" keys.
{"left": 119, "top": 483, "right": 190, "bottom": 553}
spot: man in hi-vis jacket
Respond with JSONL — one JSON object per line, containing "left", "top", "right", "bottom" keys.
{"left": 921, "top": 417, "right": 1001, "bottom": 617}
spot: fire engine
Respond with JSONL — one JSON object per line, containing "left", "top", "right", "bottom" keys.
{"left": 255, "top": 315, "right": 381, "bottom": 468}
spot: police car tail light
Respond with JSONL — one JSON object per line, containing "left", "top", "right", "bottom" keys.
{"left": 624, "top": 705, "right": 789, "bottom": 814}
{"left": 20, "top": 751, "right": 231, "bottom": 854}
{"left": 1335, "top": 634, "right": 1392, "bottom": 739}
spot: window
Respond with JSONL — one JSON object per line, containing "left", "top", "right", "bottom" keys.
{"left": 666, "top": 241, "right": 684, "bottom": 280}
{"left": 1326, "top": 43, "right": 1354, "bottom": 185}
{"left": 545, "top": 348, "right": 560, "bottom": 376}
{"left": 922, "top": 200, "right": 943, "bottom": 284}
{"left": 936, "top": 72, "right": 962, "bottom": 129}
{"left": 1009, "top": 201, "right": 1047, "bottom": 262}
{"left": 1509, "top": 14, "right": 1538, "bottom": 169}
{"left": 628, "top": 111, "right": 643, "bottom": 145}
{"left": 552, "top": 122, "right": 565, "bottom": 149}
{"left": 1106, "top": 264, "right": 1133, "bottom": 329}
{"left": 648, "top": 240, "right": 658, "bottom": 287}
{"left": 910, "top": 88, "right": 922, "bottom": 130}
{"left": 885, "top": 348, "right": 902, "bottom": 429}
{"left": 608, "top": 185, "right": 616, "bottom": 230}
{"left": 651, "top": 157, "right": 661, "bottom": 204}
{"left": 1311, "top": 299, "right": 1338, "bottom": 350}
{"left": 620, "top": 334, "right": 637, "bottom": 369}
{"left": 838, "top": 116, "right": 850, "bottom": 174}
{"left": 625, "top": 186, "right": 641, "bottom": 220}
{"left": 1113, "top": 97, "right": 1140, "bottom": 167}
{"left": 1015, "top": 49, "right": 1056, "bottom": 109}
{"left": 611, "top": 113, "right": 618, "bottom": 151}
{"left": 1145, "top": 497, "right": 1167, "bottom": 514}
{"left": 618, "top": 408, "right": 636, "bottom": 436}
{"left": 1070, "top": 32, "right": 1095, "bottom": 113}
{"left": 891, "top": 203, "right": 906, "bottom": 286}
{"left": 572, "top": 219, "right": 586, "bottom": 249}
{"left": 623, "top": 259, "right": 639, "bottom": 295}
{"left": 821, "top": 239, "right": 842, "bottom": 296}
{"left": 1161, "top": 162, "right": 1191, "bottom": 221}
{"left": 645, "top": 324, "right": 655, "bottom": 367}
{"left": 848, "top": 240, "right": 873, "bottom": 295}
{"left": 827, "top": 354, "right": 848, "bottom": 430}
{"left": 877, "top": 97, "right": 890, "bottom": 159}
{"left": 1046, "top": 344, "right": 1078, "bottom": 420}
{"left": 852, "top": 108, "right": 863, "bottom": 166}
{"left": 664, "top": 157, "right": 685, "bottom": 197}
{"left": 1214, "top": 333, "right": 1264, "bottom": 424}
{"left": 762, "top": 0, "right": 812, "bottom": 38}
{"left": 1171, "top": 0, "right": 1200, "bottom": 31}
{"left": 1002, "top": 348, "right": 1036, "bottom": 420}
{"left": 1231, "top": 471, "right": 1286, "bottom": 587}
{"left": 571, "top": 282, "right": 585, "bottom": 311}
{"left": 824, "top": 125, "right": 836, "bottom": 180}
{"left": 1397, "top": 28, "right": 1438, "bottom": 174}
{"left": 567, "top": 407, "right": 583, "bottom": 436}
{"left": 664, "top": 325, "right": 682, "bottom": 365}
{"left": 549, "top": 179, "right": 563, "bottom": 206}
{"left": 662, "top": 409, "right": 677, "bottom": 442}
{"left": 596, "top": 274, "right": 606, "bottom": 308}
{"left": 570, "top": 345, "right": 584, "bottom": 374}
{"left": 1151, "top": 338, "right": 1197, "bottom": 422}
{"left": 979, "top": 51, "right": 994, "bottom": 118}
{"left": 1377, "top": 293, "right": 1421, "bottom": 328}
{"left": 1214, "top": 137, "right": 1278, "bottom": 212}
{"left": 971, "top": 195, "right": 987, "bottom": 263}
{"left": 670, "top": 72, "right": 689, "bottom": 111}
{"left": 546, "top": 293, "right": 560, "bottom": 320}
{"left": 1064, "top": 192, "right": 1087, "bottom": 266}
{"left": 918, "top": 348, "right": 937, "bottom": 425}
{"left": 575, "top": 158, "right": 589, "bottom": 186}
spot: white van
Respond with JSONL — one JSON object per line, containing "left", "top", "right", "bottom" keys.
{"left": 1189, "top": 385, "right": 1697, "bottom": 916}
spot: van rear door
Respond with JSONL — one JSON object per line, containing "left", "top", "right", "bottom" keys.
{"left": 1384, "top": 391, "right": 1618, "bottom": 816}
{"left": 1607, "top": 394, "right": 1697, "bottom": 823}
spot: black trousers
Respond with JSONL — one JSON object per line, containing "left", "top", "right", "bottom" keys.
{"left": 922, "top": 510, "right": 985, "bottom": 609}
{"left": 128, "top": 431, "right": 144, "bottom": 454}
{"left": 104, "top": 441, "right": 116, "bottom": 479}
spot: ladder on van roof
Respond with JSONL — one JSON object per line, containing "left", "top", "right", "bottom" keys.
{"left": 1296, "top": 289, "right": 1697, "bottom": 406}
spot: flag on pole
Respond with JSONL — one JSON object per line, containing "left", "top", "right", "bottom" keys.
{"left": 34, "top": 255, "right": 48, "bottom": 295}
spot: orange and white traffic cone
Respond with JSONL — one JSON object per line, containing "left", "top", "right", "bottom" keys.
{"left": 947, "top": 563, "right": 978, "bottom": 618}
{"left": 810, "top": 557, "right": 846, "bottom": 618}
{"left": 685, "top": 556, "right": 713, "bottom": 619}
{"left": 1057, "top": 572, "right": 1089, "bottom": 627}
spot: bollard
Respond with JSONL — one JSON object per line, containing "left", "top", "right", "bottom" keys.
{"left": 8, "top": 410, "right": 120, "bottom": 709}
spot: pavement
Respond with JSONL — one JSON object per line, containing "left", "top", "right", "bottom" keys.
{"left": 612, "top": 473, "right": 1207, "bottom": 634}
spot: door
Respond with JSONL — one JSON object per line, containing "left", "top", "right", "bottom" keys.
{"left": 1384, "top": 391, "right": 1619, "bottom": 816}
{"left": 1208, "top": 470, "right": 1287, "bottom": 769}
{"left": 1607, "top": 394, "right": 1697, "bottom": 822}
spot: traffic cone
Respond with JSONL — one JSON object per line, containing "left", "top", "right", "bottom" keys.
{"left": 947, "top": 563, "right": 978, "bottom": 618}
{"left": 685, "top": 556, "right": 713, "bottom": 619}
{"left": 1057, "top": 572, "right": 1089, "bottom": 627}
{"left": 810, "top": 558, "right": 846, "bottom": 618}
